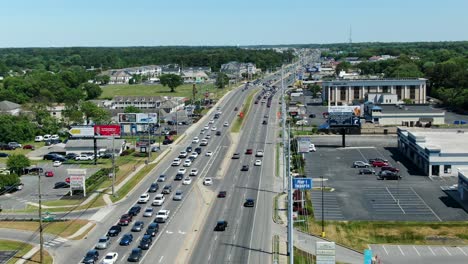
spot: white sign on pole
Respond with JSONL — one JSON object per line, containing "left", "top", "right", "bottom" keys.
{"left": 68, "top": 169, "right": 87, "bottom": 197}
{"left": 328, "top": 105, "right": 361, "bottom": 116}
{"left": 69, "top": 126, "right": 95, "bottom": 138}
{"left": 297, "top": 137, "right": 311, "bottom": 153}
{"left": 316, "top": 241, "right": 336, "bottom": 264}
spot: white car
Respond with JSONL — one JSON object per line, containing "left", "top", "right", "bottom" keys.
{"left": 179, "top": 151, "right": 188, "bottom": 158}
{"left": 43, "top": 134, "right": 51, "bottom": 141}
{"left": 192, "top": 137, "right": 200, "bottom": 144}
{"left": 152, "top": 194, "right": 165, "bottom": 206}
{"left": 255, "top": 150, "right": 264, "bottom": 157}
{"left": 178, "top": 168, "right": 187, "bottom": 175}
{"left": 155, "top": 210, "right": 170, "bottom": 223}
{"left": 205, "top": 134, "right": 211, "bottom": 139}
{"left": 205, "top": 151, "right": 213, "bottom": 156}
{"left": 101, "top": 252, "right": 118, "bottom": 264}
{"left": 200, "top": 139, "right": 208, "bottom": 146}
{"left": 190, "top": 152, "right": 199, "bottom": 159}
{"left": 203, "top": 178, "right": 213, "bottom": 186}
{"left": 172, "top": 158, "right": 181, "bottom": 166}
{"left": 200, "top": 130, "right": 205, "bottom": 134}
{"left": 204, "top": 125, "right": 209, "bottom": 130}
{"left": 53, "top": 160, "right": 62, "bottom": 167}
{"left": 189, "top": 169, "right": 198, "bottom": 176}
{"left": 211, "top": 126, "right": 217, "bottom": 131}
{"left": 50, "top": 134, "right": 59, "bottom": 140}
{"left": 255, "top": 160, "right": 262, "bottom": 166}
{"left": 223, "top": 122, "right": 229, "bottom": 127}
{"left": 75, "top": 154, "right": 93, "bottom": 161}
{"left": 309, "top": 143, "right": 316, "bottom": 152}
{"left": 217, "top": 111, "right": 222, "bottom": 115}
{"left": 209, "top": 119, "right": 215, "bottom": 124}
{"left": 138, "top": 193, "right": 150, "bottom": 203}
{"left": 35, "top": 135, "right": 44, "bottom": 142}
{"left": 143, "top": 207, "right": 154, "bottom": 217}
{"left": 183, "top": 177, "right": 192, "bottom": 185}
{"left": 183, "top": 159, "right": 192, "bottom": 167}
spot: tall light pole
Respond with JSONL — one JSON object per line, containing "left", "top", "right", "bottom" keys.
{"left": 38, "top": 171, "right": 44, "bottom": 263}
{"left": 287, "top": 122, "right": 294, "bottom": 264}
{"left": 282, "top": 65, "right": 287, "bottom": 193}
{"left": 321, "top": 174, "right": 325, "bottom": 237}
{"left": 111, "top": 135, "right": 116, "bottom": 197}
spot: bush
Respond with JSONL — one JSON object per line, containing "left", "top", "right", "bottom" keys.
{"left": 85, "top": 167, "right": 118, "bottom": 193}
{"left": 121, "top": 149, "right": 135, "bottom": 156}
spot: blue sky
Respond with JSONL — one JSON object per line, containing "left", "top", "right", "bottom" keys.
{"left": 0, "top": 0, "right": 466, "bottom": 47}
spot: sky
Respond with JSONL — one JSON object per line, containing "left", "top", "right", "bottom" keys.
{"left": 0, "top": 0, "right": 467, "bottom": 47}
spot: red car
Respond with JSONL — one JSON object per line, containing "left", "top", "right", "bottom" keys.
{"left": 372, "top": 161, "right": 389, "bottom": 167}
{"left": 45, "top": 171, "right": 54, "bottom": 177}
{"left": 65, "top": 177, "right": 70, "bottom": 183}
{"left": 23, "top": 145, "right": 35, "bottom": 150}
{"left": 217, "top": 191, "right": 227, "bottom": 198}
{"left": 245, "top": 149, "right": 253, "bottom": 155}
{"left": 381, "top": 166, "right": 400, "bottom": 173}
{"left": 119, "top": 214, "right": 133, "bottom": 226}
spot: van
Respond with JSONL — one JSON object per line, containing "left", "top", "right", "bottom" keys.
{"left": 35, "top": 136, "right": 44, "bottom": 142}
{"left": 296, "top": 120, "right": 308, "bottom": 126}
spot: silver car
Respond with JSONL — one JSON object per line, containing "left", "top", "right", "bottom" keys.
{"left": 95, "top": 236, "right": 110, "bottom": 249}
{"left": 173, "top": 190, "right": 183, "bottom": 201}
{"left": 143, "top": 207, "right": 154, "bottom": 217}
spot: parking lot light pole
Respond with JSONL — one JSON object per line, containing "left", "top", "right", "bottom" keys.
{"left": 321, "top": 174, "right": 325, "bottom": 238}
{"left": 38, "top": 172, "right": 44, "bottom": 263}
{"left": 111, "top": 135, "right": 116, "bottom": 197}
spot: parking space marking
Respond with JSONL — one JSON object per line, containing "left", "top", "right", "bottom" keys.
{"left": 386, "top": 187, "right": 405, "bottom": 214}
{"left": 413, "top": 246, "right": 421, "bottom": 256}
{"left": 397, "top": 245, "right": 405, "bottom": 256}
{"left": 382, "top": 245, "right": 389, "bottom": 255}
{"left": 444, "top": 247, "right": 452, "bottom": 256}
{"left": 458, "top": 247, "right": 467, "bottom": 256}
{"left": 428, "top": 246, "right": 436, "bottom": 256}
{"left": 310, "top": 191, "right": 345, "bottom": 220}
{"left": 410, "top": 187, "right": 442, "bottom": 222}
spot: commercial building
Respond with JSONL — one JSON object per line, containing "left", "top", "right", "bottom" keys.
{"left": 457, "top": 169, "right": 468, "bottom": 202}
{"left": 398, "top": 128, "right": 468, "bottom": 176}
{"left": 322, "top": 78, "right": 427, "bottom": 105}
{"left": 65, "top": 139, "right": 126, "bottom": 156}
{"left": 365, "top": 104, "right": 445, "bottom": 126}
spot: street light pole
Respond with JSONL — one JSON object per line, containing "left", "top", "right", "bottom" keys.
{"left": 38, "top": 172, "right": 44, "bottom": 263}
{"left": 321, "top": 174, "right": 325, "bottom": 237}
{"left": 287, "top": 122, "right": 294, "bottom": 264}
{"left": 111, "top": 135, "right": 116, "bottom": 197}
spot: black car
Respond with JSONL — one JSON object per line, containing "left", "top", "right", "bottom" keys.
{"left": 54, "top": 182, "right": 70, "bottom": 189}
{"left": 241, "top": 165, "right": 249, "bottom": 171}
{"left": 194, "top": 147, "right": 202, "bottom": 154}
{"left": 128, "top": 206, "right": 141, "bottom": 216}
{"left": 145, "top": 223, "right": 159, "bottom": 237}
{"left": 65, "top": 153, "right": 78, "bottom": 160}
{"left": 148, "top": 183, "right": 159, "bottom": 192}
{"left": 119, "top": 233, "right": 133, "bottom": 246}
{"left": 175, "top": 173, "right": 184, "bottom": 181}
{"left": 214, "top": 220, "right": 228, "bottom": 231}
{"left": 107, "top": 225, "right": 122, "bottom": 237}
{"left": 216, "top": 131, "right": 221, "bottom": 136}
{"left": 262, "top": 120, "right": 268, "bottom": 125}
{"left": 186, "top": 146, "right": 193, "bottom": 153}
{"left": 0, "top": 152, "right": 10, "bottom": 158}
{"left": 43, "top": 153, "right": 62, "bottom": 161}
{"left": 138, "top": 235, "right": 153, "bottom": 250}
{"left": 359, "top": 168, "right": 375, "bottom": 175}
{"left": 377, "top": 171, "right": 401, "bottom": 180}
{"left": 162, "top": 139, "right": 173, "bottom": 145}
{"left": 100, "top": 153, "right": 113, "bottom": 159}
{"left": 131, "top": 221, "right": 145, "bottom": 232}
{"left": 244, "top": 199, "right": 255, "bottom": 207}
{"left": 127, "top": 248, "right": 142, "bottom": 262}
{"left": 232, "top": 153, "right": 240, "bottom": 159}
{"left": 309, "top": 114, "right": 316, "bottom": 118}
{"left": 82, "top": 249, "right": 99, "bottom": 264}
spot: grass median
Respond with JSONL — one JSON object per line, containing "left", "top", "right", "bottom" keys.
{"left": 0, "top": 219, "right": 89, "bottom": 238}
{"left": 231, "top": 89, "right": 257, "bottom": 133}
{"left": 0, "top": 239, "right": 53, "bottom": 264}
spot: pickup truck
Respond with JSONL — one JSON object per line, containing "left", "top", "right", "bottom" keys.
{"left": 154, "top": 210, "right": 170, "bottom": 223}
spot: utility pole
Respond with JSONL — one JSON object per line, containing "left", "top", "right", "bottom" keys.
{"left": 287, "top": 122, "right": 293, "bottom": 263}
{"left": 111, "top": 135, "right": 116, "bottom": 197}
{"left": 282, "top": 65, "right": 287, "bottom": 194}
{"left": 147, "top": 118, "right": 151, "bottom": 164}
{"left": 321, "top": 174, "right": 325, "bottom": 237}
{"left": 38, "top": 172, "right": 44, "bottom": 263}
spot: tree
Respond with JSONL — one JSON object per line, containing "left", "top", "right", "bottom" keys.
{"left": 7, "top": 154, "right": 30, "bottom": 175}
{"left": 81, "top": 83, "right": 102, "bottom": 100}
{"left": 215, "top": 73, "right": 229, "bottom": 89}
{"left": 0, "top": 173, "right": 21, "bottom": 190}
{"left": 80, "top": 101, "right": 110, "bottom": 124}
{"left": 159, "top": 74, "right": 183, "bottom": 93}
{"left": 124, "top": 106, "right": 142, "bottom": 113}
{"left": 308, "top": 84, "right": 322, "bottom": 97}
{"left": 335, "top": 61, "right": 351, "bottom": 75}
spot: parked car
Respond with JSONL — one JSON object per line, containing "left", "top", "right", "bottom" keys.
{"left": 353, "top": 161, "right": 370, "bottom": 168}
{"left": 54, "top": 182, "right": 69, "bottom": 189}
{"left": 0, "top": 152, "right": 9, "bottom": 158}
{"left": 368, "top": 158, "right": 388, "bottom": 163}
{"left": 372, "top": 160, "right": 389, "bottom": 167}
{"left": 22, "top": 144, "right": 35, "bottom": 150}
{"left": 381, "top": 166, "right": 400, "bottom": 173}
{"left": 377, "top": 171, "right": 401, "bottom": 180}
{"left": 359, "top": 168, "right": 375, "bottom": 175}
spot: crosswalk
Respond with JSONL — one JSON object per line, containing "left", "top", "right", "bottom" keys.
{"left": 44, "top": 237, "right": 67, "bottom": 248}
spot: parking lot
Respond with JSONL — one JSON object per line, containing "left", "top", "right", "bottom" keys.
{"left": 305, "top": 135, "right": 468, "bottom": 221}
{"left": 0, "top": 162, "right": 99, "bottom": 210}
{"left": 370, "top": 244, "right": 468, "bottom": 264}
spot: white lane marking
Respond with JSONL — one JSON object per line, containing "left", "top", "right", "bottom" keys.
{"left": 410, "top": 187, "right": 442, "bottom": 222}
{"left": 397, "top": 245, "right": 405, "bottom": 256}
{"left": 159, "top": 256, "right": 164, "bottom": 263}
{"left": 178, "top": 230, "right": 186, "bottom": 235}
{"left": 428, "top": 246, "right": 436, "bottom": 256}
{"left": 382, "top": 245, "right": 389, "bottom": 255}
{"left": 166, "top": 230, "right": 173, "bottom": 234}
{"left": 458, "top": 247, "right": 467, "bottom": 256}
{"left": 443, "top": 246, "right": 452, "bottom": 256}
{"left": 208, "top": 253, "right": 211, "bottom": 261}
{"left": 413, "top": 246, "right": 421, "bottom": 256}
{"left": 386, "top": 187, "right": 405, "bottom": 214}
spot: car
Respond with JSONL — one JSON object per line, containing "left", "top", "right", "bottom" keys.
{"left": 65, "top": 153, "right": 78, "bottom": 160}
{"left": 246, "top": 149, "right": 253, "bottom": 155}
{"left": 131, "top": 221, "right": 145, "bottom": 232}
{"left": 241, "top": 165, "right": 249, "bottom": 171}
{"left": 65, "top": 177, "right": 71, "bottom": 183}
{"left": 127, "top": 248, "right": 142, "bottom": 262}
{"left": 183, "top": 177, "right": 192, "bottom": 185}
{"left": 381, "top": 166, "right": 400, "bottom": 173}
{"left": 372, "top": 160, "right": 389, "bottom": 167}
{"left": 309, "top": 144, "right": 316, "bottom": 152}
{"left": 232, "top": 153, "right": 240, "bottom": 159}
{"left": 148, "top": 182, "right": 159, "bottom": 192}
{"left": 22, "top": 144, "right": 35, "bottom": 150}
{"left": 205, "top": 134, "right": 211, "bottom": 139}
{"left": 107, "top": 225, "right": 122, "bottom": 237}
{"left": 255, "top": 150, "right": 264, "bottom": 157}
{"left": 138, "top": 193, "right": 150, "bottom": 204}
{"left": 216, "top": 131, "right": 221, "bottom": 136}
{"left": 82, "top": 249, "right": 99, "bottom": 264}
{"left": 244, "top": 198, "right": 255, "bottom": 207}
{"left": 162, "top": 185, "right": 172, "bottom": 194}
{"left": 45, "top": 171, "right": 54, "bottom": 177}
{"left": 95, "top": 236, "right": 111, "bottom": 249}
{"left": 43, "top": 153, "right": 62, "bottom": 160}
{"left": 203, "top": 178, "right": 213, "bottom": 186}
{"left": 190, "top": 152, "right": 199, "bottom": 159}
{"left": 217, "top": 191, "right": 227, "bottom": 198}
{"left": 264, "top": 114, "right": 269, "bottom": 118}
{"left": 359, "top": 168, "right": 375, "bottom": 175}
{"left": 254, "top": 160, "right": 262, "bottom": 166}
{"left": 157, "top": 175, "right": 166, "bottom": 182}
{"left": 204, "top": 125, "right": 210, "bottom": 130}
{"left": 128, "top": 206, "right": 141, "bottom": 216}
{"left": 200, "top": 139, "right": 208, "bottom": 146}
{"left": 309, "top": 114, "right": 316, "bottom": 118}
{"left": 143, "top": 207, "right": 154, "bottom": 217}
{"left": 145, "top": 223, "right": 159, "bottom": 237}
{"left": 178, "top": 151, "right": 188, "bottom": 158}
{"left": 8, "top": 142, "right": 22, "bottom": 149}
{"left": 119, "top": 233, "right": 134, "bottom": 246}
{"left": 101, "top": 252, "right": 118, "bottom": 264}
{"left": 54, "top": 182, "right": 69, "bottom": 189}
{"left": 35, "top": 135, "right": 44, "bottom": 142}
{"left": 50, "top": 134, "right": 59, "bottom": 140}
{"left": 262, "top": 120, "right": 268, "bottom": 125}
{"left": 152, "top": 194, "right": 165, "bottom": 206}
{"left": 214, "top": 220, "right": 228, "bottom": 231}
{"left": 353, "top": 161, "right": 370, "bottom": 168}
{"left": 369, "top": 158, "right": 389, "bottom": 163}
{"left": 209, "top": 119, "right": 215, "bottom": 124}
{"left": 174, "top": 173, "right": 184, "bottom": 181}
{"left": 211, "top": 126, "right": 217, "bottom": 131}
{"left": 43, "top": 134, "right": 51, "bottom": 141}
{"left": 138, "top": 235, "right": 153, "bottom": 250}
{"left": 171, "top": 158, "right": 181, "bottom": 166}
{"left": 223, "top": 122, "right": 229, "bottom": 127}
{"left": 205, "top": 151, "right": 213, "bottom": 156}
{"left": 119, "top": 214, "right": 133, "bottom": 226}
{"left": 155, "top": 210, "right": 170, "bottom": 223}
{"left": 189, "top": 168, "right": 198, "bottom": 176}
{"left": 200, "top": 129, "right": 205, "bottom": 134}
{"left": 177, "top": 168, "right": 187, "bottom": 175}
{"left": 186, "top": 146, "right": 193, "bottom": 152}
{"left": 377, "top": 170, "right": 401, "bottom": 180}
{"left": 183, "top": 159, "right": 192, "bottom": 167}
{"left": 192, "top": 137, "right": 200, "bottom": 144}
{"left": 173, "top": 190, "right": 183, "bottom": 200}
{"left": 75, "top": 154, "right": 93, "bottom": 161}
{"left": 234, "top": 107, "right": 239, "bottom": 111}
{"left": 194, "top": 147, "right": 202, "bottom": 154}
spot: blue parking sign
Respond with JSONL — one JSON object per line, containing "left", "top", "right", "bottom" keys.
{"left": 292, "top": 178, "right": 313, "bottom": 190}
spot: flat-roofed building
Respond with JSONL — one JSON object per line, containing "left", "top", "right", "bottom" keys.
{"left": 366, "top": 104, "right": 445, "bottom": 126}
{"left": 322, "top": 78, "right": 427, "bottom": 105}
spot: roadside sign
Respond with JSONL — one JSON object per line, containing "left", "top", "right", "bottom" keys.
{"left": 293, "top": 178, "right": 313, "bottom": 190}
{"left": 316, "top": 242, "right": 336, "bottom": 264}
{"left": 68, "top": 169, "right": 87, "bottom": 197}
{"left": 364, "top": 249, "right": 373, "bottom": 264}
{"left": 297, "top": 137, "right": 311, "bottom": 153}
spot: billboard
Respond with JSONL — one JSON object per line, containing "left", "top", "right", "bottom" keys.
{"left": 297, "top": 137, "right": 311, "bottom": 153}
{"left": 316, "top": 242, "right": 336, "bottom": 264}
{"left": 118, "top": 113, "right": 158, "bottom": 124}
{"left": 69, "top": 126, "right": 94, "bottom": 138}
{"left": 328, "top": 105, "right": 361, "bottom": 117}
{"left": 328, "top": 112, "right": 361, "bottom": 127}
{"left": 94, "top": 125, "right": 121, "bottom": 137}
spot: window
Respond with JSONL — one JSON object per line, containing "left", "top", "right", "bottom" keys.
{"left": 410, "top": 88, "right": 416, "bottom": 99}
{"left": 353, "top": 88, "right": 360, "bottom": 99}
{"left": 396, "top": 86, "right": 402, "bottom": 100}
{"left": 340, "top": 89, "right": 346, "bottom": 100}
{"left": 443, "top": 165, "right": 452, "bottom": 174}
{"left": 382, "top": 86, "right": 389, "bottom": 93}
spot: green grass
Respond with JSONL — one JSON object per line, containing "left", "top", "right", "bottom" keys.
{"left": 231, "top": 89, "right": 257, "bottom": 133}
{"left": 110, "top": 163, "right": 157, "bottom": 202}
{"left": 0, "top": 239, "right": 33, "bottom": 264}
{"left": 100, "top": 83, "right": 219, "bottom": 99}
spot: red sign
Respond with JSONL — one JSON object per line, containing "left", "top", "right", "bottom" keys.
{"left": 94, "top": 125, "right": 121, "bottom": 137}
